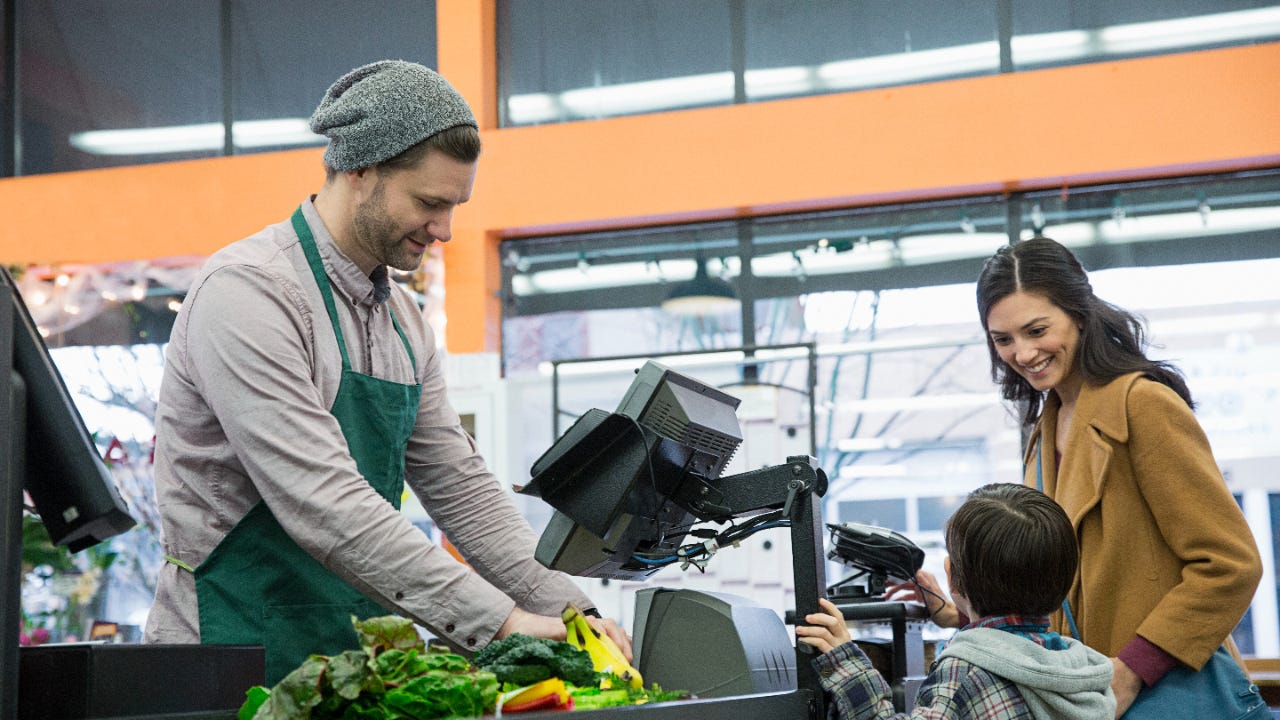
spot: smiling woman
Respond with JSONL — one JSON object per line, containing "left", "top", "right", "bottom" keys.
{"left": 984, "top": 290, "right": 1083, "bottom": 402}
{"left": 963, "top": 237, "right": 1264, "bottom": 716}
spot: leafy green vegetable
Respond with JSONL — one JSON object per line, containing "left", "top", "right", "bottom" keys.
{"left": 570, "top": 679, "right": 692, "bottom": 710}
{"left": 238, "top": 615, "right": 498, "bottom": 720}
{"left": 470, "top": 632, "right": 597, "bottom": 688}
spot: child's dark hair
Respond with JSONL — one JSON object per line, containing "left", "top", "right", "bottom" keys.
{"left": 975, "top": 236, "right": 1193, "bottom": 426}
{"left": 945, "top": 483, "right": 1076, "bottom": 617}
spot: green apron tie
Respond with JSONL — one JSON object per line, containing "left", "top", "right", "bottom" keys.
{"left": 190, "top": 206, "right": 423, "bottom": 684}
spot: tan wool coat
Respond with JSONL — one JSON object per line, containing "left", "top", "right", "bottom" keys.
{"left": 1023, "top": 372, "right": 1262, "bottom": 670}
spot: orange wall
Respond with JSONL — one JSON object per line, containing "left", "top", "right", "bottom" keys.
{"left": 1, "top": 0, "right": 1278, "bottom": 354}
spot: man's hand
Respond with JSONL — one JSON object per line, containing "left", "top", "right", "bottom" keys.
{"left": 496, "top": 607, "right": 633, "bottom": 662}
{"left": 1110, "top": 657, "right": 1142, "bottom": 718}
{"left": 586, "top": 614, "right": 633, "bottom": 662}
{"left": 496, "top": 606, "right": 566, "bottom": 642}
{"left": 795, "top": 598, "right": 853, "bottom": 655}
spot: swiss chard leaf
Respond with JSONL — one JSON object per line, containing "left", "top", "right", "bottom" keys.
{"left": 327, "top": 650, "right": 382, "bottom": 701}
{"left": 354, "top": 615, "right": 424, "bottom": 658}
{"left": 254, "top": 655, "right": 327, "bottom": 720}
{"left": 238, "top": 686, "right": 271, "bottom": 720}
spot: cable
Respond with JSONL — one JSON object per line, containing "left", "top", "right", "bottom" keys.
{"left": 629, "top": 512, "right": 793, "bottom": 570}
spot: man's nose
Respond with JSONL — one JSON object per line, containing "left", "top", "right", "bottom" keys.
{"left": 428, "top": 210, "right": 454, "bottom": 243}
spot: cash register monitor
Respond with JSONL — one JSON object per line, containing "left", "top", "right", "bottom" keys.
{"left": 2, "top": 267, "right": 136, "bottom": 551}
{"left": 632, "top": 587, "right": 796, "bottom": 698}
{"left": 521, "top": 361, "right": 743, "bottom": 581}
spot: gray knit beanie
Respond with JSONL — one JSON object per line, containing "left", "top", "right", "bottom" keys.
{"left": 310, "top": 60, "right": 477, "bottom": 172}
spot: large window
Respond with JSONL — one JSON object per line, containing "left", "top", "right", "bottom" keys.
{"left": 497, "top": 0, "right": 1280, "bottom": 127}
{"left": 7, "top": 0, "right": 436, "bottom": 175}
{"left": 18, "top": 2, "right": 222, "bottom": 172}
{"left": 501, "top": 169, "right": 1280, "bottom": 651}
{"left": 1011, "top": 1, "right": 1280, "bottom": 71}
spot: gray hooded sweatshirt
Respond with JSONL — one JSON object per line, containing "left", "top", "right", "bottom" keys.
{"left": 939, "top": 628, "right": 1116, "bottom": 720}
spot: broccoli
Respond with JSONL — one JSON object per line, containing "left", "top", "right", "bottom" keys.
{"left": 471, "top": 633, "right": 597, "bottom": 688}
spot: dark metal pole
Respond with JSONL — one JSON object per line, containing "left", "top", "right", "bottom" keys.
{"left": 220, "top": 0, "right": 234, "bottom": 156}
{"left": 551, "top": 360, "right": 561, "bottom": 438}
{"left": 789, "top": 464, "right": 827, "bottom": 720}
{"left": 996, "top": 0, "right": 1014, "bottom": 74}
{"left": 736, "top": 219, "right": 758, "bottom": 385}
{"left": 3, "top": 0, "right": 21, "bottom": 176}
{"left": 1, "top": 285, "right": 26, "bottom": 720}
{"left": 729, "top": 0, "right": 747, "bottom": 105}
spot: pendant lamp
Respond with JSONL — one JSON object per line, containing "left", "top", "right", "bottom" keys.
{"left": 661, "top": 256, "right": 739, "bottom": 317}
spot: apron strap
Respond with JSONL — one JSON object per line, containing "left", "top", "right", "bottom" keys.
{"left": 291, "top": 206, "right": 417, "bottom": 373}
{"left": 164, "top": 554, "right": 196, "bottom": 573}
{"left": 292, "top": 207, "right": 353, "bottom": 372}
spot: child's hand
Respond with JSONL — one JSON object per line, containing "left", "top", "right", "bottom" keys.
{"left": 795, "top": 598, "right": 852, "bottom": 654}
{"left": 884, "top": 570, "right": 960, "bottom": 628}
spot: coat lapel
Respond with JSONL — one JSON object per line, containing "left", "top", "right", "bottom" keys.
{"left": 1033, "top": 377, "right": 1137, "bottom": 531}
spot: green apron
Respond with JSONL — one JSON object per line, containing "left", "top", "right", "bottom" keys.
{"left": 192, "top": 206, "right": 423, "bottom": 684}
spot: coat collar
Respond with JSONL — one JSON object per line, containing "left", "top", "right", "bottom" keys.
{"left": 1025, "top": 373, "right": 1145, "bottom": 525}
{"left": 1025, "top": 372, "right": 1143, "bottom": 460}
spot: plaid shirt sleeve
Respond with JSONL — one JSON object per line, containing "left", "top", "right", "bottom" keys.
{"left": 813, "top": 644, "right": 1034, "bottom": 719}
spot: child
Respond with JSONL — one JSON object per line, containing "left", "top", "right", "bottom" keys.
{"left": 797, "top": 483, "right": 1115, "bottom": 720}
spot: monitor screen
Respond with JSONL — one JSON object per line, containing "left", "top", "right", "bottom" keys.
{"left": 2, "top": 268, "right": 135, "bottom": 551}
{"left": 521, "top": 361, "right": 742, "bottom": 580}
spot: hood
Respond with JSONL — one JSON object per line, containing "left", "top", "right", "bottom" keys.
{"left": 941, "top": 628, "right": 1116, "bottom": 720}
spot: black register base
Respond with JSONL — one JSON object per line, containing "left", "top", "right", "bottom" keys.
{"left": 18, "top": 643, "right": 265, "bottom": 720}
{"left": 17, "top": 647, "right": 814, "bottom": 720}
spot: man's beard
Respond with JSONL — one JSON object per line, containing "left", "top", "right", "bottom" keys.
{"left": 352, "top": 182, "right": 421, "bottom": 272}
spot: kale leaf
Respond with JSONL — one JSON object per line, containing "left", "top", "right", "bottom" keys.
{"left": 470, "top": 632, "right": 597, "bottom": 688}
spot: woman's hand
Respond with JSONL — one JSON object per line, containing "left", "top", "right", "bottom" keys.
{"left": 1110, "top": 657, "right": 1142, "bottom": 718}
{"left": 795, "top": 598, "right": 853, "bottom": 655}
{"left": 884, "top": 570, "right": 961, "bottom": 628}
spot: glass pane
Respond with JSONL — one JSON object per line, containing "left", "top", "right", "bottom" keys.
{"left": 230, "top": 0, "right": 436, "bottom": 155}
{"left": 1019, "top": 171, "right": 1280, "bottom": 268}
{"left": 748, "top": 196, "right": 1011, "bottom": 304}
{"left": 498, "top": 0, "right": 733, "bottom": 126}
{"left": 744, "top": 0, "right": 1000, "bottom": 102}
{"left": 1012, "top": 0, "right": 1280, "bottom": 71}
{"left": 838, "top": 498, "right": 907, "bottom": 531}
{"left": 918, "top": 494, "right": 966, "bottom": 533}
{"left": 18, "top": 1, "right": 221, "bottom": 173}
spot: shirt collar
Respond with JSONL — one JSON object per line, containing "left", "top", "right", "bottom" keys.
{"left": 300, "top": 197, "right": 385, "bottom": 307}
{"left": 961, "top": 614, "right": 1069, "bottom": 650}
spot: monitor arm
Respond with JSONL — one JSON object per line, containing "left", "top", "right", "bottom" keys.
{"left": 671, "top": 454, "right": 830, "bottom": 720}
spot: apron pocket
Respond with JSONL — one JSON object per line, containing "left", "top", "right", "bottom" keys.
{"left": 262, "top": 600, "right": 381, "bottom": 684}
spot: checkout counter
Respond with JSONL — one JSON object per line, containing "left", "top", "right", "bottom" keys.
{"left": 6, "top": 335, "right": 931, "bottom": 719}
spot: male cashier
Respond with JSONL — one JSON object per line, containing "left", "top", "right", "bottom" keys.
{"left": 144, "top": 60, "right": 627, "bottom": 683}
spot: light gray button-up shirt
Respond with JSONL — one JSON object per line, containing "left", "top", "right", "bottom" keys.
{"left": 144, "top": 198, "right": 591, "bottom": 652}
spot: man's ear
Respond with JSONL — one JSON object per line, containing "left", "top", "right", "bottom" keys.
{"left": 345, "top": 165, "right": 379, "bottom": 198}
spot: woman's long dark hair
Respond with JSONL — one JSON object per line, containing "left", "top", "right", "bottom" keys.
{"left": 975, "top": 236, "right": 1192, "bottom": 425}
